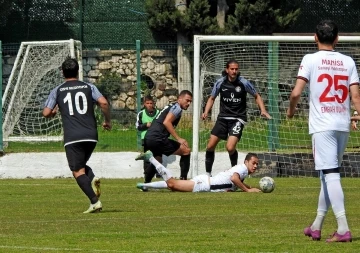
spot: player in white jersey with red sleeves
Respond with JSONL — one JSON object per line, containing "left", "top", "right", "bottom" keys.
{"left": 135, "top": 151, "right": 261, "bottom": 193}
{"left": 287, "top": 20, "right": 360, "bottom": 243}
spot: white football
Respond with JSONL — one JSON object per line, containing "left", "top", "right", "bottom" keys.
{"left": 259, "top": 176, "right": 275, "bottom": 193}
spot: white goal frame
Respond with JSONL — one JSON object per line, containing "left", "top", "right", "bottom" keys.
{"left": 192, "top": 35, "right": 360, "bottom": 177}
{"left": 2, "top": 39, "right": 82, "bottom": 142}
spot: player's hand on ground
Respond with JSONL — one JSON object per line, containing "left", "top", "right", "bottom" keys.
{"left": 102, "top": 121, "right": 112, "bottom": 130}
{"left": 248, "top": 188, "right": 262, "bottom": 193}
{"left": 260, "top": 111, "right": 272, "bottom": 119}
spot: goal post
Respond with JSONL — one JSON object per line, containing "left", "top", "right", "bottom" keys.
{"left": 192, "top": 35, "right": 360, "bottom": 177}
{"left": 2, "top": 39, "right": 82, "bottom": 143}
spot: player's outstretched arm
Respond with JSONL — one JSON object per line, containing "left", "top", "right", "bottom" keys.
{"left": 201, "top": 96, "right": 215, "bottom": 120}
{"left": 163, "top": 112, "right": 188, "bottom": 146}
{"left": 287, "top": 79, "right": 306, "bottom": 118}
{"left": 231, "top": 173, "right": 261, "bottom": 193}
{"left": 254, "top": 94, "right": 272, "bottom": 119}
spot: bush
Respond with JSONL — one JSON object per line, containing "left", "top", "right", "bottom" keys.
{"left": 95, "top": 71, "right": 122, "bottom": 101}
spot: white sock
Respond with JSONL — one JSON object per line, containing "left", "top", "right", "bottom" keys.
{"left": 143, "top": 181, "right": 168, "bottom": 189}
{"left": 149, "top": 157, "right": 173, "bottom": 181}
{"left": 324, "top": 173, "right": 349, "bottom": 234}
{"left": 312, "top": 173, "right": 329, "bottom": 231}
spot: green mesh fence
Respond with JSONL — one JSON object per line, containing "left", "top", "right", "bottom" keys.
{"left": 0, "top": 0, "right": 154, "bottom": 45}
{"left": 1, "top": 0, "right": 359, "bottom": 45}
{"left": 288, "top": 0, "right": 360, "bottom": 33}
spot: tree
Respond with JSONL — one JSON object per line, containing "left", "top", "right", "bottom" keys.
{"left": 226, "top": 0, "right": 300, "bottom": 35}
{"left": 145, "top": 0, "right": 181, "bottom": 41}
{"left": 0, "top": 0, "right": 13, "bottom": 27}
{"left": 145, "top": 0, "right": 300, "bottom": 39}
{"left": 216, "top": 0, "right": 228, "bottom": 29}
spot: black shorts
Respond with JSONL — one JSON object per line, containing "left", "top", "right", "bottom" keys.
{"left": 144, "top": 137, "right": 180, "bottom": 157}
{"left": 211, "top": 118, "right": 244, "bottom": 140}
{"left": 65, "top": 141, "right": 97, "bottom": 171}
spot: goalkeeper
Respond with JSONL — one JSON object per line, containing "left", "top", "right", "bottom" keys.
{"left": 135, "top": 150, "right": 261, "bottom": 193}
{"left": 201, "top": 59, "right": 271, "bottom": 176}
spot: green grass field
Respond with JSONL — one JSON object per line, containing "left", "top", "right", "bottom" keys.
{"left": 1, "top": 178, "right": 359, "bottom": 252}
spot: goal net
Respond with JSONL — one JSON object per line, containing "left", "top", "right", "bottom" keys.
{"left": 192, "top": 35, "right": 360, "bottom": 177}
{"left": 2, "top": 39, "right": 82, "bottom": 143}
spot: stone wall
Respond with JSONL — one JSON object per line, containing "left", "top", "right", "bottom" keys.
{"left": 82, "top": 49, "right": 180, "bottom": 111}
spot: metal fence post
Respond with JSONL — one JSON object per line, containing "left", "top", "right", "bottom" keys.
{"left": 136, "top": 40, "right": 141, "bottom": 150}
{"left": 0, "top": 40, "right": 3, "bottom": 153}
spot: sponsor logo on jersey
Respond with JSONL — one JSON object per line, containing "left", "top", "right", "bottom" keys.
{"left": 223, "top": 93, "right": 241, "bottom": 103}
{"left": 60, "top": 85, "right": 88, "bottom": 92}
{"left": 322, "top": 59, "right": 344, "bottom": 66}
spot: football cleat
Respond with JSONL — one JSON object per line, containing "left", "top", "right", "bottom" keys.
{"left": 136, "top": 183, "right": 148, "bottom": 192}
{"left": 83, "top": 200, "right": 102, "bottom": 214}
{"left": 304, "top": 226, "right": 321, "bottom": 241}
{"left": 135, "top": 150, "right": 153, "bottom": 162}
{"left": 91, "top": 177, "right": 101, "bottom": 198}
{"left": 326, "top": 231, "right": 352, "bottom": 243}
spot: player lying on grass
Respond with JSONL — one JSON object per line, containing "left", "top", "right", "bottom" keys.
{"left": 135, "top": 151, "right": 261, "bottom": 193}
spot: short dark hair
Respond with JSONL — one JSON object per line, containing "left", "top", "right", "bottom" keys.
{"left": 179, "top": 90, "right": 193, "bottom": 97}
{"left": 62, "top": 58, "right": 79, "bottom": 78}
{"left": 316, "top": 20, "right": 338, "bottom": 45}
{"left": 143, "top": 95, "right": 154, "bottom": 102}
{"left": 245, "top": 152, "right": 258, "bottom": 162}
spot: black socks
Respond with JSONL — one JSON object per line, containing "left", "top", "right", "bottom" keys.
{"left": 205, "top": 150, "right": 215, "bottom": 173}
{"left": 76, "top": 174, "right": 97, "bottom": 204}
{"left": 180, "top": 154, "right": 190, "bottom": 180}
{"left": 229, "top": 150, "right": 238, "bottom": 167}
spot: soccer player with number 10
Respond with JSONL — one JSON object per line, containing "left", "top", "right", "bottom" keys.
{"left": 287, "top": 20, "right": 360, "bottom": 243}
{"left": 43, "top": 58, "right": 111, "bottom": 214}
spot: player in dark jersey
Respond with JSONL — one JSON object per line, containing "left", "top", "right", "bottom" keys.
{"left": 202, "top": 59, "right": 271, "bottom": 176}
{"left": 137, "top": 90, "right": 193, "bottom": 180}
{"left": 42, "top": 58, "right": 111, "bottom": 213}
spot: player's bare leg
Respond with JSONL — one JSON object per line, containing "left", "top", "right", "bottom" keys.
{"left": 166, "top": 178, "right": 195, "bottom": 192}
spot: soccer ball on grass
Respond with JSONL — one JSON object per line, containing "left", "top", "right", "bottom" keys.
{"left": 259, "top": 176, "right": 275, "bottom": 193}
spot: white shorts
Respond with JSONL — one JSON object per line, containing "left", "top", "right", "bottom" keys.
{"left": 312, "top": 130, "right": 349, "bottom": 171}
{"left": 190, "top": 175, "right": 210, "bottom": 192}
